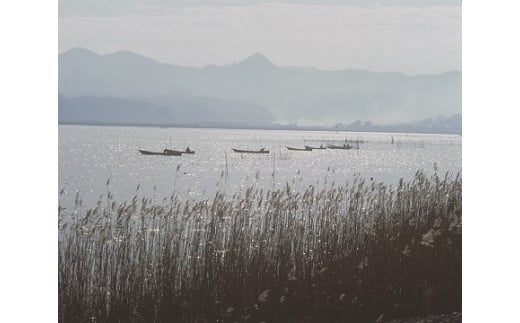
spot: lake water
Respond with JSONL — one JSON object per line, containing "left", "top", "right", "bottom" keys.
{"left": 59, "top": 125, "right": 461, "bottom": 208}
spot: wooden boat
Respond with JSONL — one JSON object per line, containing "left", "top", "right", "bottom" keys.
{"left": 327, "top": 144, "right": 353, "bottom": 150}
{"left": 138, "top": 149, "right": 182, "bottom": 156}
{"left": 287, "top": 146, "right": 312, "bottom": 151}
{"left": 164, "top": 149, "right": 186, "bottom": 155}
{"left": 305, "top": 145, "right": 326, "bottom": 150}
{"left": 164, "top": 148, "right": 195, "bottom": 155}
{"left": 232, "top": 148, "right": 269, "bottom": 154}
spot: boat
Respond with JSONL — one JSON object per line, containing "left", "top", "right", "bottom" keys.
{"left": 164, "top": 148, "right": 195, "bottom": 155}
{"left": 232, "top": 148, "right": 269, "bottom": 154}
{"left": 164, "top": 149, "right": 187, "bottom": 155}
{"left": 327, "top": 144, "right": 353, "bottom": 150}
{"left": 304, "top": 145, "right": 326, "bottom": 150}
{"left": 287, "top": 146, "right": 312, "bottom": 151}
{"left": 138, "top": 149, "right": 182, "bottom": 156}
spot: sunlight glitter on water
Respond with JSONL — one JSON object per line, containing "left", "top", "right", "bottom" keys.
{"left": 59, "top": 125, "right": 461, "bottom": 207}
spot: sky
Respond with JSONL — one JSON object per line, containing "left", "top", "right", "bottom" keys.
{"left": 59, "top": 0, "right": 461, "bottom": 75}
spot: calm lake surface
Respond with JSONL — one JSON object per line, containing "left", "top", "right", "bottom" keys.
{"left": 59, "top": 125, "right": 461, "bottom": 208}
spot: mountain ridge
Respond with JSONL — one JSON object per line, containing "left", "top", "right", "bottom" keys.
{"left": 59, "top": 47, "right": 460, "bottom": 75}
{"left": 58, "top": 94, "right": 276, "bottom": 127}
{"left": 59, "top": 47, "right": 461, "bottom": 126}
{"left": 58, "top": 93, "right": 461, "bottom": 134}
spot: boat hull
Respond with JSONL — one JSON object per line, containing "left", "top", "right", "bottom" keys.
{"left": 327, "top": 145, "right": 353, "bottom": 150}
{"left": 164, "top": 149, "right": 196, "bottom": 155}
{"left": 232, "top": 148, "right": 269, "bottom": 154}
{"left": 287, "top": 146, "right": 312, "bottom": 151}
{"left": 139, "top": 149, "right": 182, "bottom": 156}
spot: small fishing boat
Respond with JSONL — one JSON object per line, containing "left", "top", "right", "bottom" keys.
{"left": 164, "top": 148, "right": 195, "bottom": 155}
{"left": 327, "top": 144, "right": 353, "bottom": 150}
{"left": 232, "top": 148, "right": 269, "bottom": 154}
{"left": 287, "top": 146, "right": 312, "bottom": 151}
{"left": 164, "top": 149, "right": 186, "bottom": 155}
{"left": 305, "top": 145, "right": 326, "bottom": 150}
{"left": 138, "top": 149, "right": 182, "bottom": 156}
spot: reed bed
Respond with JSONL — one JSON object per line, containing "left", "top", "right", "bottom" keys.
{"left": 58, "top": 171, "right": 461, "bottom": 322}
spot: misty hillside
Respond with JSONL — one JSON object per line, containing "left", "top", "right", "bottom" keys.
{"left": 58, "top": 94, "right": 275, "bottom": 127}
{"left": 341, "top": 114, "right": 461, "bottom": 134}
{"left": 59, "top": 48, "right": 461, "bottom": 125}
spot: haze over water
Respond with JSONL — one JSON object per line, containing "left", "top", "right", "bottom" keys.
{"left": 59, "top": 125, "right": 461, "bottom": 208}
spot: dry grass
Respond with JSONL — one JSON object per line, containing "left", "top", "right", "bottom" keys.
{"left": 58, "top": 171, "right": 461, "bottom": 322}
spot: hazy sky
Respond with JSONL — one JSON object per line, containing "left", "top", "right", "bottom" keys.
{"left": 59, "top": 0, "right": 461, "bottom": 74}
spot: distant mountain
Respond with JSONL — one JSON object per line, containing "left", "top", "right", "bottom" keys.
{"left": 59, "top": 48, "right": 461, "bottom": 127}
{"left": 59, "top": 93, "right": 461, "bottom": 134}
{"left": 58, "top": 94, "right": 275, "bottom": 127}
{"left": 233, "top": 52, "right": 277, "bottom": 71}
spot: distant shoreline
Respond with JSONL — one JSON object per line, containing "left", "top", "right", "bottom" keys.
{"left": 58, "top": 121, "right": 462, "bottom": 136}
